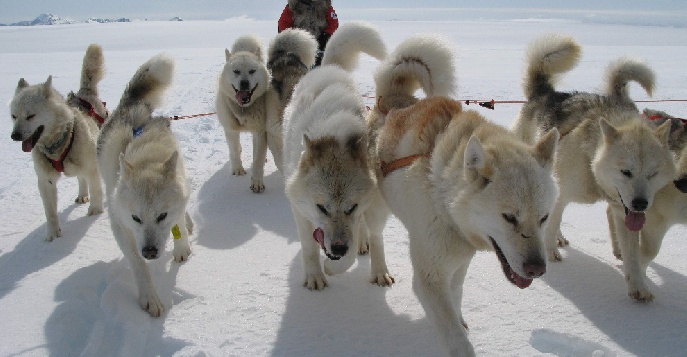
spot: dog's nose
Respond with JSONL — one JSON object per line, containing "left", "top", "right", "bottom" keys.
{"left": 142, "top": 246, "right": 159, "bottom": 260}
{"left": 11, "top": 132, "right": 22, "bottom": 141}
{"left": 631, "top": 198, "right": 648, "bottom": 212}
{"left": 523, "top": 260, "right": 546, "bottom": 278}
{"left": 239, "top": 80, "right": 250, "bottom": 91}
{"left": 330, "top": 241, "right": 348, "bottom": 257}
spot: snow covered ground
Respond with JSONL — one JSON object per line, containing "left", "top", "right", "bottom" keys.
{"left": 1, "top": 14, "right": 686, "bottom": 357}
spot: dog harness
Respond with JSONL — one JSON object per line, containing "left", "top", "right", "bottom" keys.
{"left": 77, "top": 96, "right": 107, "bottom": 127}
{"left": 380, "top": 154, "right": 429, "bottom": 177}
{"left": 46, "top": 126, "right": 76, "bottom": 173}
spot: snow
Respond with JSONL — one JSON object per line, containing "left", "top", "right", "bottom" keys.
{"left": 1, "top": 14, "right": 687, "bottom": 357}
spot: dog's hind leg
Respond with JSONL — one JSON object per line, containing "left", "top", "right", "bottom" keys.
{"left": 85, "top": 168, "right": 104, "bottom": 216}
{"left": 250, "top": 131, "right": 267, "bottom": 193}
{"left": 75, "top": 176, "right": 90, "bottom": 203}
{"left": 366, "top": 195, "right": 395, "bottom": 286}
{"left": 37, "top": 170, "right": 61, "bottom": 241}
{"left": 223, "top": 127, "right": 246, "bottom": 176}
{"left": 450, "top": 262, "right": 470, "bottom": 330}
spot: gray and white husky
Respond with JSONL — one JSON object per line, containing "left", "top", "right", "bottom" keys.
{"left": 216, "top": 30, "right": 317, "bottom": 192}
{"left": 97, "top": 54, "right": 193, "bottom": 317}
{"left": 283, "top": 22, "right": 393, "bottom": 290}
{"left": 511, "top": 34, "right": 675, "bottom": 269}
{"left": 10, "top": 44, "right": 106, "bottom": 241}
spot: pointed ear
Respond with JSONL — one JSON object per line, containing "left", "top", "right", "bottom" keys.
{"left": 654, "top": 120, "right": 672, "bottom": 147}
{"left": 303, "top": 134, "right": 312, "bottom": 150}
{"left": 225, "top": 49, "right": 232, "bottom": 62}
{"left": 464, "top": 135, "right": 485, "bottom": 171}
{"left": 16, "top": 78, "right": 29, "bottom": 94}
{"left": 119, "top": 153, "right": 134, "bottom": 181}
{"left": 164, "top": 151, "right": 179, "bottom": 177}
{"left": 598, "top": 118, "right": 619, "bottom": 143}
{"left": 42, "top": 75, "right": 53, "bottom": 98}
{"left": 533, "top": 128, "right": 559, "bottom": 170}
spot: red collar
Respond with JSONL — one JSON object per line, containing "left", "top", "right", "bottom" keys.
{"left": 380, "top": 154, "right": 429, "bottom": 177}
{"left": 78, "top": 97, "right": 107, "bottom": 126}
{"left": 48, "top": 128, "right": 75, "bottom": 173}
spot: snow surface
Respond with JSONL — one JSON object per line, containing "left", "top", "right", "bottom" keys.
{"left": 1, "top": 15, "right": 687, "bottom": 357}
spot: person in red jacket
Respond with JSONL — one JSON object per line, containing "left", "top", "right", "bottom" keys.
{"left": 278, "top": 0, "right": 338, "bottom": 66}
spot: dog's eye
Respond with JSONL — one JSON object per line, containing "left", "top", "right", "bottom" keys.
{"left": 317, "top": 204, "right": 329, "bottom": 216}
{"left": 621, "top": 170, "right": 633, "bottom": 178}
{"left": 26, "top": 114, "right": 35, "bottom": 120}
{"left": 156, "top": 212, "right": 167, "bottom": 223}
{"left": 233, "top": 70, "right": 240, "bottom": 75}
{"left": 345, "top": 204, "right": 358, "bottom": 215}
{"left": 502, "top": 213, "right": 517, "bottom": 226}
{"left": 132, "top": 215, "right": 142, "bottom": 224}
{"left": 249, "top": 69, "right": 256, "bottom": 75}
{"left": 647, "top": 171, "right": 658, "bottom": 180}
{"left": 539, "top": 214, "right": 549, "bottom": 226}
{"left": 11, "top": 114, "right": 17, "bottom": 120}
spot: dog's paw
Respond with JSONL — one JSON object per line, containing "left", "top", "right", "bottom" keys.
{"left": 547, "top": 248, "right": 563, "bottom": 262}
{"left": 140, "top": 295, "right": 165, "bottom": 317}
{"left": 250, "top": 179, "right": 265, "bottom": 193}
{"left": 173, "top": 245, "right": 192, "bottom": 263}
{"left": 232, "top": 167, "right": 247, "bottom": 176}
{"left": 370, "top": 272, "right": 395, "bottom": 287}
{"left": 46, "top": 226, "right": 62, "bottom": 242}
{"left": 629, "top": 288, "right": 654, "bottom": 303}
{"left": 304, "top": 273, "right": 328, "bottom": 290}
{"left": 87, "top": 205, "right": 104, "bottom": 216}
{"left": 358, "top": 240, "right": 369, "bottom": 255}
{"left": 556, "top": 235, "right": 569, "bottom": 247}
{"left": 75, "top": 195, "right": 89, "bottom": 204}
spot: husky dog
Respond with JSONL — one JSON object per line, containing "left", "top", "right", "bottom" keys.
{"left": 511, "top": 34, "right": 675, "bottom": 265}
{"left": 283, "top": 22, "right": 393, "bottom": 290}
{"left": 216, "top": 31, "right": 317, "bottom": 193}
{"left": 373, "top": 38, "right": 558, "bottom": 356}
{"left": 10, "top": 44, "right": 106, "bottom": 241}
{"left": 98, "top": 54, "right": 193, "bottom": 317}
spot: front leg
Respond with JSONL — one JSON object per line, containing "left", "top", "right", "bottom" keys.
{"left": 250, "top": 131, "right": 267, "bottom": 193}
{"left": 223, "top": 127, "right": 245, "bottom": 176}
{"left": 172, "top": 214, "right": 192, "bottom": 263}
{"left": 365, "top": 197, "right": 394, "bottom": 286}
{"left": 37, "top": 173, "right": 61, "bottom": 241}
{"left": 293, "top": 208, "right": 327, "bottom": 290}
{"left": 545, "top": 198, "right": 568, "bottom": 261}
{"left": 85, "top": 169, "right": 104, "bottom": 216}
{"left": 609, "top": 204, "right": 653, "bottom": 302}
{"left": 75, "top": 176, "right": 90, "bottom": 203}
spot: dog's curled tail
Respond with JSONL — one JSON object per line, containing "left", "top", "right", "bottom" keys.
{"left": 228, "top": 35, "right": 264, "bottom": 62}
{"left": 374, "top": 34, "right": 456, "bottom": 100}
{"left": 119, "top": 53, "right": 175, "bottom": 110}
{"left": 604, "top": 57, "right": 655, "bottom": 99}
{"left": 321, "top": 21, "right": 386, "bottom": 71}
{"left": 79, "top": 44, "right": 105, "bottom": 95}
{"left": 523, "top": 33, "right": 581, "bottom": 100}
{"left": 267, "top": 28, "right": 318, "bottom": 70}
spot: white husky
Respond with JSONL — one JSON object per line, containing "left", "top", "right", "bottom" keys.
{"left": 10, "top": 44, "right": 106, "bottom": 241}
{"left": 511, "top": 34, "right": 676, "bottom": 270}
{"left": 97, "top": 54, "right": 193, "bottom": 317}
{"left": 216, "top": 30, "right": 317, "bottom": 192}
{"left": 283, "top": 22, "right": 394, "bottom": 290}
{"left": 373, "top": 36, "right": 559, "bottom": 356}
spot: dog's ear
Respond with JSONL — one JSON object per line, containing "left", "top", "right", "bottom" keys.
{"left": 225, "top": 49, "right": 232, "bottom": 62}
{"left": 163, "top": 151, "right": 179, "bottom": 178}
{"left": 346, "top": 134, "right": 367, "bottom": 162}
{"left": 533, "top": 128, "right": 559, "bottom": 170}
{"left": 464, "top": 135, "right": 485, "bottom": 171}
{"left": 42, "top": 75, "right": 54, "bottom": 98}
{"left": 16, "top": 78, "right": 29, "bottom": 94}
{"left": 599, "top": 118, "right": 619, "bottom": 143}
{"left": 119, "top": 153, "right": 135, "bottom": 181}
{"left": 654, "top": 120, "right": 672, "bottom": 147}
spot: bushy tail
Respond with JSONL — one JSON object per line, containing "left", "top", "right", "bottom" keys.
{"left": 228, "top": 35, "right": 264, "bottom": 62}
{"left": 523, "top": 33, "right": 581, "bottom": 100}
{"left": 267, "top": 28, "right": 318, "bottom": 70}
{"left": 374, "top": 34, "right": 456, "bottom": 100}
{"left": 117, "top": 53, "right": 175, "bottom": 110}
{"left": 321, "top": 21, "right": 386, "bottom": 71}
{"left": 604, "top": 57, "right": 655, "bottom": 98}
{"left": 79, "top": 44, "right": 105, "bottom": 95}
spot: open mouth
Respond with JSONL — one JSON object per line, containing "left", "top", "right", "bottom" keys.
{"left": 20, "top": 126, "right": 44, "bottom": 152}
{"left": 490, "top": 237, "right": 533, "bottom": 289}
{"left": 674, "top": 175, "right": 687, "bottom": 193}
{"left": 313, "top": 227, "right": 341, "bottom": 261}
{"left": 232, "top": 84, "right": 258, "bottom": 106}
{"left": 623, "top": 205, "right": 646, "bottom": 232}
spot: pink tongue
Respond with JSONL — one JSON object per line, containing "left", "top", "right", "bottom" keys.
{"left": 511, "top": 269, "right": 533, "bottom": 289}
{"left": 625, "top": 211, "right": 646, "bottom": 232}
{"left": 22, "top": 139, "right": 33, "bottom": 152}
{"left": 313, "top": 228, "right": 324, "bottom": 249}
{"left": 235, "top": 90, "right": 249, "bottom": 103}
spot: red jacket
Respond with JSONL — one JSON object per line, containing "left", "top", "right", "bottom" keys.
{"left": 278, "top": 5, "right": 338, "bottom": 35}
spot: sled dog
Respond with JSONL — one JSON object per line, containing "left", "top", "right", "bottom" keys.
{"left": 216, "top": 30, "right": 317, "bottom": 192}
{"left": 511, "top": 34, "right": 675, "bottom": 270}
{"left": 97, "top": 54, "right": 193, "bottom": 317}
{"left": 283, "top": 22, "right": 393, "bottom": 290}
{"left": 373, "top": 39, "right": 559, "bottom": 356}
{"left": 9, "top": 44, "right": 106, "bottom": 241}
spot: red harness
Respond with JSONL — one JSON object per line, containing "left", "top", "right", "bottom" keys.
{"left": 77, "top": 97, "right": 107, "bottom": 126}
{"left": 380, "top": 154, "right": 429, "bottom": 177}
{"left": 49, "top": 129, "right": 75, "bottom": 173}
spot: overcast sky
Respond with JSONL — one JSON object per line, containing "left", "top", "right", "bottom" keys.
{"left": 1, "top": 0, "right": 686, "bottom": 24}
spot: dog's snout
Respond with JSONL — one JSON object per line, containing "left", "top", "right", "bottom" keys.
{"left": 142, "top": 246, "right": 159, "bottom": 260}
{"left": 239, "top": 80, "right": 250, "bottom": 91}
{"left": 11, "top": 132, "right": 22, "bottom": 141}
{"left": 523, "top": 260, "right": 546, "bottom": 278}
{"left": 330, "top": 241, "right": 348, "bottom": 257}
{"left": 631, "top": 198, "right": 648, "bottom": 212}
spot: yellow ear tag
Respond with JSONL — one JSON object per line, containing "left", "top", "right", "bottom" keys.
{"left": 172, "top": 225, "right": 182, "bottom": 240}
